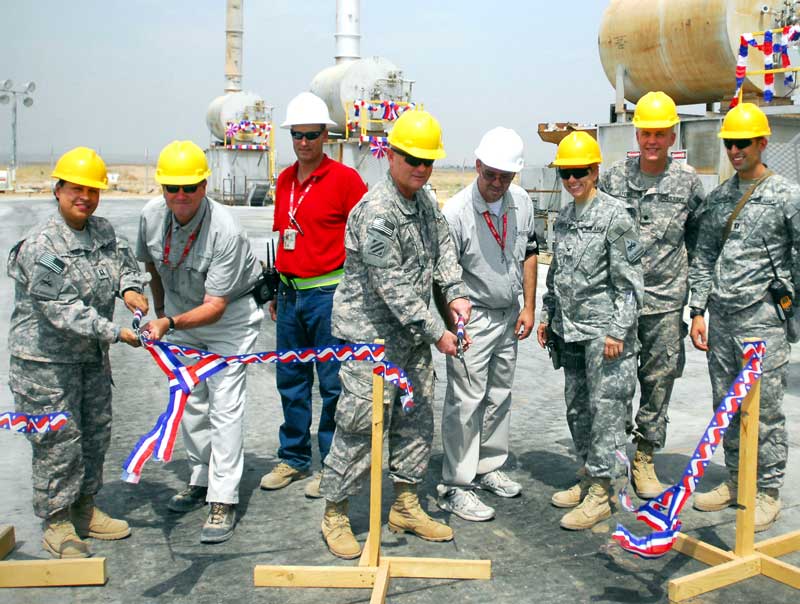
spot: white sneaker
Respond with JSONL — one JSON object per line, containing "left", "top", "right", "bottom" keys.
{"left": 478, "top": 470, "right": 522, "bottom": 498}
{"left": 436, "top": 485, "right": 495, "bottom": 522}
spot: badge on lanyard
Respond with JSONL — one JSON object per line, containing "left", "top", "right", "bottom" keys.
{"left": 284, "top": 228, "right": 297, "bottom": 251}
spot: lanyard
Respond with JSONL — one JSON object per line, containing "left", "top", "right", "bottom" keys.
{"left": 288, "top": 177, "right": 316, "bottom": 233}
{"left": 162, "top": 218, "right": 204, "bottom": 268}
{"left": 482, "top": 211, "right": 507, "bottom": 251}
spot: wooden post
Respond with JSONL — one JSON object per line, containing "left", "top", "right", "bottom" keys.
{"left": 734, "top": 372, "right": 760, "bottom": 557}
{"left": 366, "top": 360, "right": 385, "bottom": 568}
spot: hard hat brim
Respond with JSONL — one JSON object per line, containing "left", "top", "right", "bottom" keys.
{"left": 51, "top": 172, "right": 109, "bottom": 190}
{"left": 633, "top": 118, "right": 680, "bottom": 129}
{"left": 280, "top": 118, "right": 336, "bottom": 129}
{"left": 155, "top": 169, "right": 212, "bottom": 186}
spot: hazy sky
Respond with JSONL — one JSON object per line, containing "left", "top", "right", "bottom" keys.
{"left": 0, "top": 1, "right": 615, "bottom": 168}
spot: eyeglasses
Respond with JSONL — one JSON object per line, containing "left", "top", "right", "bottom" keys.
{"left": 290, "top": 129, "right": 325, "bottom": 141}
{"left": 163, "top": 183, "right": 201, "bottom": 194}
{"left": 557, "top": 167, "right": 591, "bottom": 180}
{"left": 722, "top": 138, "right": 753, "bottom": 150}
{"left": 393, "top": 148, "right": 434, "bottom": 168}
{"left": 480, "top": 169, "right": 515, "bottom": 184}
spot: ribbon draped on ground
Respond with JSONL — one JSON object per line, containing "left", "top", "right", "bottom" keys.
{"left": 612, "top": 341, "right": 765, "bottom": 558}
{"left": 122, "top": 310, "right": 415, "bottom": 484}
{"left": 0, "top": 411, "right": 70, "bottom": 434}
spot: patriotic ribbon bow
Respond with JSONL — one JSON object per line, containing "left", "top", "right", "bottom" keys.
{"left": 612, "top": 341, "right": 765, "bottom": 558}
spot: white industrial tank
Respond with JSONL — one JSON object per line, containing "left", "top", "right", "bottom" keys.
{"left": 310, "top": 56, "right": 410, "bottom": 134}
{"left": 598, "top": 0, "right": 780, "bottom": 105}
{"left": 206, "top": 90, "right": 266, "bottom": 141}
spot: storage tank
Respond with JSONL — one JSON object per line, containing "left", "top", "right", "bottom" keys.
{"left": 206, "top": 91, "right": 266, "bottom": 141}
{"left": 598, "top": 0, "right": 782, "bottom": 105}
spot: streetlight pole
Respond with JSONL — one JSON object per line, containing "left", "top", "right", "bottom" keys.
{"left": 0, "top": 80, "right": 36, "bottom": 192}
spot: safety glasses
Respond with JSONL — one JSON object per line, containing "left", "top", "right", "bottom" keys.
{"left": 722, "top": 138, "right": 753, "bottom": 150}
{"left": 290, "top": 129, "right": 325, "bottom": 141}
{"left": 557, "top": 167, "right": 591, "bottom": 180}
{"left": 163, "top": 183, "right": 201, "bottom": 194}
{"left": 393, "top": 148, "right": 434, "bottom": 168}
{"left": 480, "top": 169, "right": 515, "bottom": 184}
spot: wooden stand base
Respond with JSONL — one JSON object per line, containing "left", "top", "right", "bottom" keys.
{"left": 0, "top": 525, "right": 107, "bottom": 588}
{"left": 254, "top": 347, "right": 491, "bottom": 602}
{"left": 668, "top": 342, "right": 800, "bottom": 601}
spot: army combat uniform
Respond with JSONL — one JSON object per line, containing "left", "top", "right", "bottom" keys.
{"left": 7, "top": 214, "right": 146, "bottom": 518}
{"left": 600, "top": 158, "right": 705, "bottom": 448}
{"left": 541, "top": 190, "right": 644, "bottom": 478}
{"left": 689, "top": 173, "right": 800, "bottom": 488}
{"left": 320, "top": 173, "right": 468, "bottom": 502}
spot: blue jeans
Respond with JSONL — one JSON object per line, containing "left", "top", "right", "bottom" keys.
{"left": 276, "top": 282, "right": 341, "bottom": 471}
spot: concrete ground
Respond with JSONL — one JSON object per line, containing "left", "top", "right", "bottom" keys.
{"left": 0, "top": 197, "right": 798, "bottom": 604}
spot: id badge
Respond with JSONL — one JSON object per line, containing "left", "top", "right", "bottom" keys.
{"left": 284, "top": 228, "right": 297, "bottom": 251}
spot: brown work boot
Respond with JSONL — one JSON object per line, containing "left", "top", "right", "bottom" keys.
{"left": 755, "top": 488, "right": 781, "bottom": 533}
{"left": 304, "top": 472, "right": 323, "bottom": 499}
{"left": 693, "top": 479, "right": 737, "bottom": 512}
{"left": 42, "top": 510, "right": 91, "bottom": 559}
{"left": 632, "top": 441, "right": 665, "bottom": 500}
{"left": 321, "top": 499, "right": 361, "bottom": 559}
{"left": 560, "top": 478, "right": 612, "bottom": 530}
{"left": 551, "top": 479, "right": 589, "bottom": 509}
{"left": 387, "top": 483, "right": 453, "bottom": 542}
{"left": 260, "top": 462, "right": 309, "bottom": 490}
{"left": 71, "top": 495, "right": 131, "bottom": 540}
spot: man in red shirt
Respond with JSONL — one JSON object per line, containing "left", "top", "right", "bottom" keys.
{"left": 260, "top": 92, "right": 367, "bottom": 498}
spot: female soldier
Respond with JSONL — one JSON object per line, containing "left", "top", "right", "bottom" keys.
{"left": 7, "top": 147, "right": 148, "bottom": 558}
{"left": 536, "top": 132, "right": 643, "bottom": 530}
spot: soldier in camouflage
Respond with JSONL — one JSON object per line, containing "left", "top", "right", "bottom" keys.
{"left": 537, "top": 132, "right": 644, "bottom": 530}
{"left": 7, "top": 147, "right": 148, "bottom": 559}
{"left": 599, "top": 91, "right": 705, "bottom": 499}
{"left": 318, "top": 110, "right": 471, "bottom": 559}
{"left": 689, "top": 103, "right": 800, "bottom": 532}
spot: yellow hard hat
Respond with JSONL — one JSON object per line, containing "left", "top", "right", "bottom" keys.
{"left": 553, "top": 131, "right": 603, "bottom": 166}
{"left": 388, "top": 110, "right": 446, "bottom": 160}
{"left": 51, "top": 147, "right": 109, "bottom": 190}
{"left": 155, "top": 140, "right": 212, "bottom": 185}
{"left": 718, "top": 103, "right": 771, "bottom": 139}
{"left": 632, "top": 91, "right": 680, "bottom": 129}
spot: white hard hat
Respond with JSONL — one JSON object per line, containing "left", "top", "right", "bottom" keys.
{"left": 474, "top": 127, "right": 525, "bottom": 173}
{"left": 281, "top": 92, "right": 336, "bottom": 128}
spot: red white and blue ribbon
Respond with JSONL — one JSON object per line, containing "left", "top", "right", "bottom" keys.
{"left": 123, "top": 310, "right": 415, "bottom": 483}
{"left": 0, "top": 411, "right": 70, "bottom": 434}
{"left": 730, "top": 34, "right": 758, "bottom": 108}
{"left": 612, "top": 341, "right": 765, "bottom": 558}
{"left": 764, "top": 30, "right": 775, "bottom": 102}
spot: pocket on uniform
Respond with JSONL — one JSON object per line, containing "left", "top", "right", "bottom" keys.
{"left": 334, "top": 365, "right": 377, "bottom": 434}
{"left": 9, "top": 370, "right": 64, "bottom": 414}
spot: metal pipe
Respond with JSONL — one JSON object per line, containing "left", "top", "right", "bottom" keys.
{"left": 225, "top": 0, "right": 244, "bottom": 93}
{"left": 335, "top": 0, "right": 360, "bottom": 64}
{"left": 10, "top": 93, "right": 16, "bottom": 191}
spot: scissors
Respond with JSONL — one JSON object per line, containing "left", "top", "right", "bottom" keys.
{"left": 456, "top": 314, "right": 472, "bottom": 385}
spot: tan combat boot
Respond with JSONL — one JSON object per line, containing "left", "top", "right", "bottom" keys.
{"left": 559, "top": 478, "right": 612, "bottom": 530}
{"left": 755, "top": 488, "right": 781, "bottom": 532}
{"left": 71, "top": 495, "right": 131, "bottom": 540}
{"left": 388, "top": 483, "right": 453, "bottom": 542}
{"left": 42, "top": 510, "right": 91, "bottom": 559}
{"left": 321, "top": 499, "right": 361, "bottom": 559}
{"left": 551, "top": 479, "right": 589, "bottom": 508}
{"left": 693, "top": 478, "right": 737, "bottom": 512}
{"left": 632, "top": 441, "right": 665, "bottom": 500}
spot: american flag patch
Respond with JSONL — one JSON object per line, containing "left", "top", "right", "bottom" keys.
{"left": 369, "top": 217, "right": 396, "bottom": 238}
{"left": 37, "top": 252, "right": 66, "bottom": 274}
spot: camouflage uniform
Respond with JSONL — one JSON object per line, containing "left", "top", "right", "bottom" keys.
{"left": 689, "top": 173, "right": 800, "bottom": 489}
{"left": 541, "top": 190, "right": 644, "bottom": 478}
{"left": 600, "top": 158, "right": 705, "bottom": 448}
{"left": 320, "top": 173, "right": 468, "bottom": 502}
{"left": 7, "top": 213, "right": 146, "bottom": 518}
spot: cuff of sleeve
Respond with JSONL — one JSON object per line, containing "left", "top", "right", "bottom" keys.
{"left": 105, "top": 324, "right": 121, "bottom": 344}
{"left": 689, "top": 291, "right": 708, "bottom": 310}
{"left": 443, "top": 283, "right": 469, "bottom": 305}
{"left": 424, "top": 313, "right": 447, "bottom": 345}
{"left": 606, "top": 323, "right": 628, "bottom": 341}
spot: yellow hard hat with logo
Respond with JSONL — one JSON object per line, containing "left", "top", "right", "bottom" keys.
{"left": 388, "top": 110, "right": 446, "bottom": 160}
{"left": 718, "top": 103, "right": 771, "bottom": 139}
{"left": 155, "top": 140, "right": 212, "bottom": 185}
{"left": 553, "top": 131, "right": 603, "bottom": 166}
{"left": 51, "top": 147, "right": 109, "bottom": 190}
{"left": 632, "top": 91, "right": 680, "bottom": 129}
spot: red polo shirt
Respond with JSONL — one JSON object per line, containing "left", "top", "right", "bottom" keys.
{"left": 273, "top": 155, "right": 367, "bottom": 278}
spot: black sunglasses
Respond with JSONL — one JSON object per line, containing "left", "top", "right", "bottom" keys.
{"left": 290, "top": 129, "right": 325, "bottom": 141}
{"left": 722, "top": 138, "right": 753, "bottom": 150}
{"left": 393, "top": 148, "right": 434, "bottom": 168}
{"left": 557, "top": 167, "right": 591, "bottom": 180}
{"left": 164, "top": 183, "right": 201, "bottom": 194}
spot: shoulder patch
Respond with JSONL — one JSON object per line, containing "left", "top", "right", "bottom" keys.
{"left": 368, "top": 216, "right": 396, "bottom": 239}
{"left": 624, "top": 238, "right": 644, "bottom": 263}
{"left": 36, "top": 252, "right": 66, "bottom": 274}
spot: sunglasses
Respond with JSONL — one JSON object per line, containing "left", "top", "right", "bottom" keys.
{"left": 163, "top": 183, "right": 201, "bottom": 194}
{"left": 481, "top": 170, "right": 515, "bottom": 184}
{"left": 557, "top": 167, "right": 591, "bottom": 180}
{"left": 290, "top": 129, "right": 325, "bottom": 141}
{"left": 393, "top": 148, "right": 434, "bottom": 168}
{"left": 722, "top": 138, "right": 753, "bottom": 150}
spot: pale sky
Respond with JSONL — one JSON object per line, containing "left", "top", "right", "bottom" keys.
{"left": 0, "top": 1, "right": 616, "bottom": 168}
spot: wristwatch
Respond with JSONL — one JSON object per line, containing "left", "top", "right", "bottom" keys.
{"left": 689, "top": 307, "right": 705, "bottom": 319}
{"left": 167, "top": 316, "right": 176, "bottom": 332}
